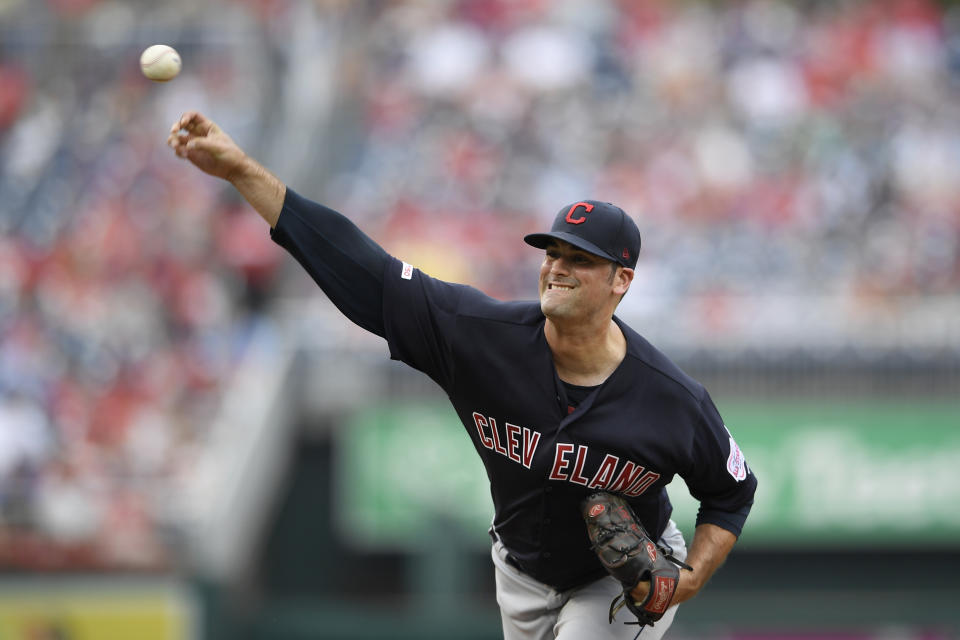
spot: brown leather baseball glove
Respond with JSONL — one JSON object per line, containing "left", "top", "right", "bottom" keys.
{"left": 581, "top": 492, "right": 692, "bottom": 629}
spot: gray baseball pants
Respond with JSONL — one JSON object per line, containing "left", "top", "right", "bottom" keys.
{"left": 491, "top": 520, "right": 686, "bottom": 640}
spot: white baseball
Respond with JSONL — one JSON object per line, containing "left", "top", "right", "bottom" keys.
{"left": 140, "top": 44, "right": 182, "bottom": 82}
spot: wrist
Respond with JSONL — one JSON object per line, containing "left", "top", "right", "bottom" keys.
{"left": 225, "top": 156, "right": 286, "bottom": 228}
{"left": 225, "top": 152, "right": 254, "bottom": 186}
{"left": 674, "top": 566, "right": 700, "bottom": 604}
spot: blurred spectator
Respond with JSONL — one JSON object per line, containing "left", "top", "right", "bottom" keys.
{"left": 0, "top": 63, "right": 29, "bottom": 131}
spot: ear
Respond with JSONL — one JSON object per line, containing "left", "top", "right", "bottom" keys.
{"left": 613, "top": 267, "right": 634, "bottom": 296}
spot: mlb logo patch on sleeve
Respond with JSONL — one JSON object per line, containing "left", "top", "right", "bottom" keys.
{"left": 401, "top": 262, "right": 414, "bottom": 280}
{"left": 727, "top": 436, "right": 747, "bottom": 481}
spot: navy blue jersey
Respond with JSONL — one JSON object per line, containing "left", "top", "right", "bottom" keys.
{"left": 272, "top": 189, "right": 757, "bottom": 591}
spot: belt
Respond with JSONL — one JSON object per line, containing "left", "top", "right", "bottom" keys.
{"left": 489, "top": 526, "right": 525, "bottom": 572}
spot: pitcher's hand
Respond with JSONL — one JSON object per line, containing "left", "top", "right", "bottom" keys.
{"left": 167, "top": 111, "right": 247, "bottom": 182}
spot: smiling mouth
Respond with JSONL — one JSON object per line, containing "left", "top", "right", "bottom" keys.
{"left": 547, "top": 283, "right": 574, "bottom": 290}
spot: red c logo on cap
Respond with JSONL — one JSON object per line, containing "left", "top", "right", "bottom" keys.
{"left": 565, "top": 202, "right": 594, "bottom": 225}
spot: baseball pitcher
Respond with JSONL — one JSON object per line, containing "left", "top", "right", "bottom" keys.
{"left": 168, "top": 111, "right": 758, "bottom": 640}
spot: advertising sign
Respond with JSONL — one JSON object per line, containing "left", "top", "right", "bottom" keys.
{"left": 0, "top": 579, "right": 196, "bottom": 640}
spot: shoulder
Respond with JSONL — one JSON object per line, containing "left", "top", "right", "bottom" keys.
{"left": 616, "top": 317, "right": 706, "bottom": 404}
{"left": 387, "top": 258, "right": 544, "bottom": 325}
{"left": 460, "top": 292, "right": 544, "bottom": 326}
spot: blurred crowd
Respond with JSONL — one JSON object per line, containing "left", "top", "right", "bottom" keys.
{"left": 2, "top": 0, "right": 960, "bottom": 571}
{"left": 0, "top": 0, "right": 284, "bottom": 570}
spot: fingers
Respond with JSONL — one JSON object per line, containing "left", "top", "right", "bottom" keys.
{"left": 167, "top": 111, "right": 221, "bottom": 157}
{"left": 169, "top": 110, "right": 195, "bottom": 137}
{"left": 184, "top": 135, "right": 220, "bottom": 155}
{"left": 171, "top": 110, "right": 205, "bottom": 133}
{"left": 168, "top": 112, "right": 194, "bottom": 155}
{"left": 168, "top": 111, "right": 220, "bottom": 141}
{"left": 167, "top": 128, "right": 191, "bottom": 156}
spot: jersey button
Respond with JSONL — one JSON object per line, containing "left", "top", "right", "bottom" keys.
{"left": 543, "top": 518, "right": 552, "bottom": 525}
{"left": 544, "top": 486, "right": 552, "bottom": 493}
{"left": 543, "top": 552, "right": 552, "bottom": 559}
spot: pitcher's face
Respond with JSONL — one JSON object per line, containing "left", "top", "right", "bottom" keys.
{"left": 538, "top": 240, "right": 620, "bottom": 321}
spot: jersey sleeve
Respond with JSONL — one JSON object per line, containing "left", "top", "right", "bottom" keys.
{"left": 269, "top": 188, "right": 390, "bottom": 337}
{"left": 683, "top": 393, "right": 758, "bottom": 537}
{"left": 380, "top": 257, "right": 470, "bottom": 391}
{"left": 268, "top": 188, "right": 470, "bottom": 391}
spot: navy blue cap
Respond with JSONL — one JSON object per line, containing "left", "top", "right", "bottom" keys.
{"left": 524, "top": 200, "right": 641, "bottom": 269}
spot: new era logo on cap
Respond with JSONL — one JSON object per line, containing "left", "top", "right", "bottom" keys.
{"left": 524, "top": 200, "right": 641, "bottom": 269}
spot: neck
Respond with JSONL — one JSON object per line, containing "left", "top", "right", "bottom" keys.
{"left": 545, "top": 316, "right": 627, "bottom": 386}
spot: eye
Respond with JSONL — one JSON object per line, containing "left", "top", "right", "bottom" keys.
{"left": 545, "top": 248, "right": 560, "bottom": 259}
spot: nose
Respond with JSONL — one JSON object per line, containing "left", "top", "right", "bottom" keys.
{"left": 549, "top": 255, "right": 570, "bottom": 276}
